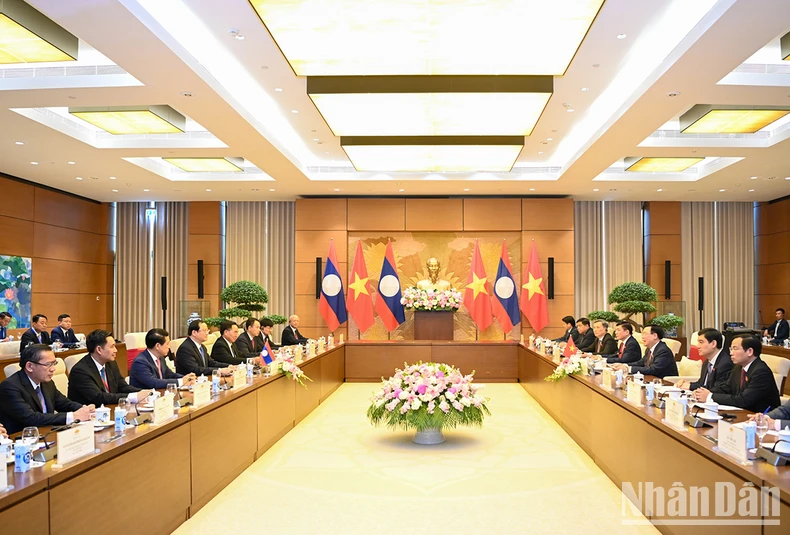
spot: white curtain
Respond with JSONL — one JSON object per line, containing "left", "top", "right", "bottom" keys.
{"left": 154, "top": 202, "right": 189, "bottom": 338}
{"left": 604, "top": 201, "right": 643, "bottom": 296}
{"left": 681, "top": 202, "right": 717, "bottom": 334}
{"left": 574, "top": 201, "right": 605, "bottom": 317}
{"left": 716, "top": 202, "right": 754, "bottom": 328}
{"left": 116, "top": 202, "right": 152, "bottom": 337}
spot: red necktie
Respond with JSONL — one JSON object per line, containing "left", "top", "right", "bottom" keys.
{"left": 740, "top": 369, "right": 746, "bottom": 390}
{"left": 618, "top": 342, "right": 624, "bottom": 358}
{"left": 645, "top": 349, "right": 653, "bottom": 366}
{"left": 100, "top": 367, "right": 110, "bottom": 391}
{"left": 251, "top": 337, "right": 255, "bottom": 351}
{"left": 154, "top": 357, "right": 163, "bottom": 379}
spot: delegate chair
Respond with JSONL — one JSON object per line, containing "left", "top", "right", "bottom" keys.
{"left": 51, "top": 358, "right": 69, "bottom": 397}
{"left": 761, "top": 353, "right": 790, "bottom": 396}
{"left": 64, "top": 353, "right": 87, "bottom": 374}
{"left": 664, "top": 357, "right": 704, "bottom": 385}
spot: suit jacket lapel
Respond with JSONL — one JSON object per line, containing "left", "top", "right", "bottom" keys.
{"left": 19, "top": 372, "right": 43, "bottom": 411}
{"left": 87, "top": 359, "right": 108, "bottom": 392}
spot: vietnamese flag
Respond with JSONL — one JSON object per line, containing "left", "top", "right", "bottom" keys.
{"left": 562, "top": 335, "right": 577, "bottom": 358}
{"left": 318, "top": 239, "right": 347, "bottom": 332}
{"left": 464, "top": 240, "right": 493, "bottom": 331}
{"left": 520, "top": 240, "right": 549, "bottom": 333}
{"left": 374, "top": 240, "right": 405, "bottom": 332}
{"left": 492, "top": 241, "right": 520, "bottom": 332}
{"left": 347, "top": 240, "right": 375, "bottom": 333}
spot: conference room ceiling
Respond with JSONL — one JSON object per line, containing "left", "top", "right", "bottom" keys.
{"left": 1, "top": 0, "right": 790, "bottom": 202}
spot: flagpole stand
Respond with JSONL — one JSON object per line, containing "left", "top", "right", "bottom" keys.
{"left": 475, "top": 326, "right": 479, "bottom": 341}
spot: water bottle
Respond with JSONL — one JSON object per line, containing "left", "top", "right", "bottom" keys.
{"left": 14, "top": 440, "right": 31, "bottom": 473}
{"left": 212, "top": 370, "right": 220, "bottom": 393}
{"left": 246, "top": 360, "right": 254, "bottom": 383}
{"left": 114, "top": 398, "right": 128, "bottom": 435}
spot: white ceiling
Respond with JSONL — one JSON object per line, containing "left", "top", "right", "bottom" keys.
{"left": 1, "top": 0, "right": 790, "bottom": 202}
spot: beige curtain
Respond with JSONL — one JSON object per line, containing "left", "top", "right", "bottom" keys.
{"left": 226, "top": 202, "right": 295, "bottom": 339}
{"left": 116, "top": 202, "right": 153, "bottom": 338}
{"left": 574, "top": 201, "right": 605, "bottom": 317}
{"left": 681, "top": 202, "right": 717, "bottom": 334}
{"left": 154, "top": 202, "right": 189, "bottom": 338}
{"left": 604, "top": 201, "right": 643, "bottom": 296}
{"left": 716, "top": 202, "right": 754, "bottom": 328}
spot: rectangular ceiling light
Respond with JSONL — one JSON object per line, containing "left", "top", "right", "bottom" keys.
{"left": 679, "top": 104, "right": 790, "bottom": 134}
{"left": 0, "top": 0, "right": 78, "bottom": 64}
{"left": 69, "top": 105, "right": 186, "bottom": 135}
{"left": 781, "top": 32, "right": 790, "bottom": 61}
{"left": 308, "top": 75, "right": 552, "bottom": 136}
{"left": 250, "top": 0, "right": 604, "bottom": 76}
{"left": 341, "top": 136, "right": 523, "bottom": 172}
{"left": 624, "top": 157, "right": 703, "bottom": 173}
{"left": 163, "top": 158, "right": 244, "bottom": 172}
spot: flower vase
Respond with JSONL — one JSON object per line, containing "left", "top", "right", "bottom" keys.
{"left": 412, "top": 427, "right": 445, "bottom": 445}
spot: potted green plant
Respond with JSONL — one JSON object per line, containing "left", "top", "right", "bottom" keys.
{"left": 205, "top": 280, "right": 287, "bottom": 327}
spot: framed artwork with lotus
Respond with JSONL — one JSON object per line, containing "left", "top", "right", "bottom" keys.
{"left": 0, "top": 255, "right": 32, "bottom": 329}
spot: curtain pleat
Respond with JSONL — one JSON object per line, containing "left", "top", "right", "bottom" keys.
{"left": 681, "top": 202, "right": 717, "bottom": 334}
{"left": 574, "top": 201, "right": 605, "bottom": 317}
{"left": 716, "top": 202, "right": 754, "bottom": 328}
{"left": 116, "top": 202, "right": 152, "bottom": 337}
{"left": 154, "top": 202, "right": 189, "bottom": 338}
{"left": 604, "top": 201, "right": 644, "bottom": 295}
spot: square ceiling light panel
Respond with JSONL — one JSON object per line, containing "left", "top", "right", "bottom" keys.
{"left": 250, "top": 0, "right": 604, "bottom": 75}
{"left": 679, "top": 105, "right": 790, "bottom": 134}
{"left": 308, "top": 75, "right": 552, "bottom": 136}
{"left": 781, "top": 31, "right": 790, "bottom": 60}
{"left": 0, "top": 0, "right": 78, "bottom": 64}
{"left": 624, "top": 157, "right": 703, "bottom": 173}
{"left": 341, "top": 136, "right": 524, "bottom": 172}
{"left": 163, "top": 158, "right": 244, "bottom": 172}
{"left": 69, "top": 105, "right": 186, "bottom": 135}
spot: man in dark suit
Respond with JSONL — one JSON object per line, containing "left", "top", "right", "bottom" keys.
{"left": 765, "top": 399, "right": 790, "bottom": 431}
{"left": 176, "top": 320, "right": 233, "bottom": 377}
{"left": 764, "top": 308, "right": 789, "bottom": 343}
{"left": 281, "top": 315, "right": 309, "bottom": 346}
{"left": 68, "top": 330, "right": 148, "bottom": 406}
{"left": 677, "top": 328, "right": 733, "bottom": 391}
{"left": 50, "top": 314, "right": 80, "bottom": 347}
{"left": 260, "top": 317, "right": 280, "bottom": 350}
{"left": 130, "top": 328, "right": 196, "bottom": 389}
{"left": 574, "top": 318, "right": 595, "bottom": 352}
{"left": 0, "top": 312, "right": 12, "bottom": 342}
{"left": 552, "top": 316, "right": 579, "bottom": 345}
{"left": 603, "top": 322, "right": 641, "bottom": 364}
{"left": 583, "top": 320, "right": 618, "bottom": 356}
{"left": 693, "top": 335, "right": 781, "bottom": 413}
{"left": 212, "top": 320, "right": 258, "bottom": 366}
{"left": 0, "top": 344, "right": 93, "bottom": 435}
{"left": 236, "top": 317, "right": 263, "bottom": 359}
{"left": 613, "top": 325, "right": 678, "bottom": 378}
{"left": 19, "top": 314, "right": 52, "bottom": 352}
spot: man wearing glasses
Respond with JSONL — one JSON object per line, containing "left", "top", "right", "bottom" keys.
{"left": 0, "top": 344, "right": 94, "bottom": 435}
{"left": 175, "top": 320, "right": 233, "bottom": 377}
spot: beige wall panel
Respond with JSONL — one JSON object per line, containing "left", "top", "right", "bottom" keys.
{"left": 0, "top": 215, "right": 34, "bottom": 257}
{"left": 33, "top": 223, "right": 112, "bottom": 264}
{"left": 521, "top": 261, "right": 574, "bottom": 296}
{"left": 295, "top": 230, "right": 348, "bottom": 263}
{"left": 188, "top": 234, "right": 221, "bottom": 264}
{"left": 644, "top": 201, "right": 681, "bottom": 235}
{"left": 405, "top": 198, "right": 463, "bottom": 231}
{"left": 645, "top": 234, "right": 682, "bottom": 265}
{"left": 296, "top": 198, "right": 347, "bottom": 230}
{"left": 189, "top": 201, "right": 222, "bottom": 235}
{"left": 295, "top": 262, "right": 347, "bottom": 297}
{"left": 347, "top": 198, "right": 406, "bottom": 231}
{"left": 463, "top": 198, "right": 521, "bottom": 231}
{"left": 521, "top": 198, "right": 573, "bottom": 231}
{"left": 0, "top": 176, "right": 35, "bottom": 220}
{"left": 521, "top": 230, "right": 574, "bottom": 263}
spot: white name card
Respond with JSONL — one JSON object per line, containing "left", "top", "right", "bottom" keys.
{"left": 601, "top": 368, "right": 614, "bottom": 390}
{"left": 0, "top": 453, "right": 7, "bottom": 489}
{"left": 626, "top": 380, "right": 642, "bottom": 406}
{"left": 665, "top": 398, "right": 686, "bottom": 431}
{"left": 57, "top": 422, "right": 95, "bottom": 465}
{"left": 580, "top": 359, "right": 589, "bottom": 375}
{"left": 231, "top": 367, "right": 247, "bottom": 389}
{"left": 152, "top": 395, "right": 172, "bottom": 425}
{"left": 192, "top": 382, "right": 210, "bottom": 408}
{"left": 318, "top": 340, "right": 325, "bottom": 353}
{"left": 718, "top": 421, "right": 748, "bottom": 463}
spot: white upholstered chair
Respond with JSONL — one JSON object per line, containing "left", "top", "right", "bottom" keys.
{"left": 51, "top": 358, "right": 69, "bottom": 397}
{"left": 663, "top": 357, "right": 704, "bottom": 385}
{"left": 663, "top": 338, "right": 682, "bottom": 357}
{"left": 64, "top": 353, "right": 87, "bottom": 374}
{"left": 4, "top": 362, "right": 21, "bottom": 379}
{"left": 761, "top": 353, "right": 790, "bottom": 396}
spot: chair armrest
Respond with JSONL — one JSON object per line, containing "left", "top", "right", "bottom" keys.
{"left": 663, "top": 376, "right": 697, "bottom": 385}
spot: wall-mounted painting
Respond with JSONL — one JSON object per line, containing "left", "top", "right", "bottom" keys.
{"left": 0, "top": 255, "right": 32, "bottom": 329}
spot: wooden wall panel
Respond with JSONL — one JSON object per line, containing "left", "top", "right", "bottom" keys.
{"left": 757, "top": 199, "right": 790, "bottom": 234}
{"left": 347, "top": 198, "right": 405, "bottom": 231}
{"left": 645, "top": 234, "right": 682, "bottom": 265}
{"left": 188, "top": 202, "right": 223, "bottom": 318}
{"left": 295, "top": 262, "right": 347, "bottom": 296}
{"left": 0, "top": 215, "right": 34, "bottom": 257}
{"left": 756, "top": 232, "right": 790, "bottom": 265}
{"left": 295, "top": 231, "right": 348, "bottom": 263}
{"left": 646, "top": 263, "right": 682, "bottom": 299}
{"left": 34, "top": 188, "right": 109, "bottom": 234}
{"left": 644, "top": 202, "right": 682, "bottom": 304}
{"left": 33, "top": 223, "right": 112, "bottom": 265}
{"left": 755, "top": 198, "right": 790, "bottom": 331}
{"left": 521, "top": 231, "right": 574, "bottom": 263}
{"left": 405, "top": 198, "right": 463, "bottom": 231}
{"left": 463, "top": 198, "right": 521, "bottom": 231}
{"left": 644, "top": 201, "right": 681, "bottom": 235}
{"left": 188, "top": 234, "right": 221, "bottom": 265}
{"left": 189, "top": 201, "right": 223, "bottom": 235}
{"left": 521, "top": 261, "right": 574, "bottom": 296}
{"left": 296, "top": 198, "right": 347, "bottom": 230}
{"left": 522, "top": 198, "right": 573, "bottom": 230}
{"left": 0, "top": 176, "right": 34, "bottom": 220}
{"left": 0, "top": 491, "right": 48, "bottom": 535}
{"left": 187, "top": 263, "right": 222, "bottom": 296}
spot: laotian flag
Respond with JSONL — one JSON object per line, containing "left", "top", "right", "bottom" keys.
{"left": 374, "top": 240, "right": 405, "bottom": 332}
{"left": 492, "top": 241, "right": 520, "bottom": 332}
{"left": 261, "top": 340, "right": 273, "bottom": 365}
{"left": 318, "top": 239, "right": 347, "bottom": 332}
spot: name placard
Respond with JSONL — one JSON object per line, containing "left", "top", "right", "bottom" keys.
{"left": 231, "top": 367, "right": 247, "bottom": 389}
{"left": 57, "top": 422, "right": 95, "bottom": 465}
{"left": 151, "top": 395, "right": 172, "bottom": 425}
{"left": 626, "top": 380, "right": 642, "bottom": 406}
{"left": 192, "top": 382, "right": 210, "bottom": 408}
{"left": 0, "top": 452, "right": 7, "bottom": 489}
{"left": 664, "top": 398, "right": 686, "bottom": 431}
{"left": 718, "top": 421, "right": 748, "bottom": 463}
{"left": 601, "top": 368, "right": 614, "bottom": 390}
{"left": 580, "top": 359, "right": 589, "bottom": 375}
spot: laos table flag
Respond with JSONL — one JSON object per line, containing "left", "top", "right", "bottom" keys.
{"left": 520, "top": 239, "right": 549, "bottom": 333}
{"left": 319, "top": 239, "right": 347, "bottom": 332}
{"left": 464, "top": 240, "right": 493, "bottom": 331}
{"left": 261, "top": 340, "right": 273, "bottom": 365}
{"left": 374, "top": 240, "right": 405, "bottom": 332}
{"left": 492, "top": 241, "right": 520, "bottom": 332}
{"left": 347, "top": 240, "right": 375, "bottom": 333}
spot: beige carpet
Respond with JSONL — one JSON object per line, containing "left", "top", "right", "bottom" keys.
{"left": 174, "top": 383, "right": 658, "bottom": 535}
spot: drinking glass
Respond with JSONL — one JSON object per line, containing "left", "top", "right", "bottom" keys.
{"left": 21, "top": 427, "right": 39, "bottom": 447}
{"left": 754, "top": 413, "right": 769, "bottom": 448}
{"left": 166, "top": 383, "right": 178, "bottom": 406}
{"left": 117, "top": 398, "right": 129, "bottom": 413}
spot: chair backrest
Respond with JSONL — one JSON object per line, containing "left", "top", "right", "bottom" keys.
{"left": 64, "top": 353, "right": 87, "bottom": 374}
{"left": 52, "top": 358, "right": 69, "bottom": 397}
{"left": 75, "top": 333, "right": 86, "bottom": 342}
{"left": 124, "top": 332, "right": 147, "bottom": 349}
{"left": 169, "top": 337, "right": 186, "bottom": 355}
{"left": 761, "top": 354, "right": 790, "bottom": 394}
{"left": 0, "top": 341, "right": 19, "bottom": 356}
{"left": 678, "top": 356, "right": 703, "bottom": 377}
{"left": 663, "top": 339, "right": 682, "bottom": 356}
{"left": 205, "top": 338, "right": 217, "bottom": 356}
{"left": 4, "top": 362, "right": 21, "bottom": 378}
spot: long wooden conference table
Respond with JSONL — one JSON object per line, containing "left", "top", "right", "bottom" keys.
{"left": 2, "top": 340, "right": 789, "bottom": 535}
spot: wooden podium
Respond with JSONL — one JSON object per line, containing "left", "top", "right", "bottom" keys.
{"left": 414, "top": 311, "right": 454, "bottom": 340}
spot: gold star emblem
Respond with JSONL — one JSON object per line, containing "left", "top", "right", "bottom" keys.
{"left": 466, "top": 273, "right": 488, "bottom": 299}
{"left": 348, "top": 272, "right": 369, "bottom": 300}
{"left": 523, "top": 273, "right": 544, "bottom": 300}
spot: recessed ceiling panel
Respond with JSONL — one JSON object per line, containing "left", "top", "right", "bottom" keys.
{"left": 624, "top": 157, "right": 703, "bottom": 173}
{"left": 250, "top": 0, "right": 604, "bottom": 75}
{"left": 163, "top": 157, "right": 244, "bottom": 172}
{"left": 0, "top": 0, "right": 78, "bottom": 64}
{"left": 680, "top": 105, "right": 790, "bottom": 134}
{"left": 69, "top": 105, "right": 186, "bottom": 134}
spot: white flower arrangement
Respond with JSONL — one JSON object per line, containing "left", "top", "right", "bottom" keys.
{"left": 400, "top": 287, "right": 463, "bottom": 311}
{"left": 545, "top": 354, "right": 584, "bottom": 383}
{"left": 273, "top": 353, "right": 312, "bottom": 387}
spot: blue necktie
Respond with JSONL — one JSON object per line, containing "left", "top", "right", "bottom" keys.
{"left": 100, "top": 367, "right": 109, "bottom": 391}
{"left": 705, "top": 361, "right": 713, "bottom": 387}
{"left": 36, "top": 386, "right": 48, "bottom": 413}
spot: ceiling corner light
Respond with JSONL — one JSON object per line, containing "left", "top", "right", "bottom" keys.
{"left": 719, "top": 189, "right": 725, "bottom": 192}
{"left": 679, "top": 104, "right": 790, "bottom": 134}
{"left": 75, "top": 177, "right": 83, "bottom": 180}
{"left": 593, "top": 188, "right": 599, "bottom": 192}
{"left": 616, "top": 33, "right": 627, "bottom": 39}
{"left": 781, "top": 32, "right": 790, "bottom": 60}
{"left": 69, "top": 105, "right": 186, "bottom": 134}
{"left": 163, "top": 157, "right": 244, "bottom": 172}
{"left": 14, "top": 141, "right": 24, "bottom": 145}
{"left": 624, "top": 157, "right": 703, "bottom": 172}
{"left": 67, "top": 161, "right": 75, "bottom": 165}
{"left": 205, "top": 189, "right": 212, "bottom": 192}
{"left": 274, "top": 87, "right": 283, "bottom": 92}
{"left": 112, "top": 189, "right": 118, "bottom": 192}
{"left": 581, "top": 87, "right": 590, "bottom": 92}
{"left": 30, "top": 161, "right": 38, "bottom": 165}
{"left": 749, "top": 189, "right": 755, "bottom": 192}
{"left": 0, "top": 0, "right": 79, "bottom": 64}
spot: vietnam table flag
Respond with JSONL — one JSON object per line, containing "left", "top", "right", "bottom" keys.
{"left": 492, "top": 241, "right": 520, "bottom": 332}
{"left": 347, "top": 240, "right": 375, "bottom": 333}
{"left": 374, "top": 240, "right": 405, "bottom": 332}
{"left": 318, "top": 239, "right": 347, "bottom": 332}
{"left": 520, "top": 240, "right": 549, "bottom": 333}
{"left": 464, "top": 240, "right": 493, "bottom": 331}
{"left": 562, "top": 335, "right": 577, "bottom": 358}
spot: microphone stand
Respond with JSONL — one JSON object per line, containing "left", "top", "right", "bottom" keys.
{"left": 33, "top": 421, "right": 81, "bottom": 462}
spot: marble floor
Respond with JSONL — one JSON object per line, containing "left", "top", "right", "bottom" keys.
{"left": 174, "top": 383, "right": 658, "bottom": 535}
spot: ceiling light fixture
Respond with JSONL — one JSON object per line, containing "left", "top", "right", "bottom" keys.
{"left": 593, "top": 188, "right": 599, "bottom": 192}
{"left": 751, "top": 176, "right": 757, "bottom": 180}
{"left": 30, "top": 161, "right": 38, "bottom": 165}
{"left": 334, "top": 188, "right": 340, "bottom": 191}
{"left": 529, "top": 188, "right": 536, "bottom": 191}
{"left": 112, "top": 189, "right": 118, "bottom": 192}
{"left": 164, "top": 157, "right": 244, "bottom": 172}
{"left": 719, "top": 189, "right": 725, "bottom": 192}
{"left": 616, "top": 33, "right": 627, "bottom": 39}
{"left": 546, "top": 137, "right": 553, "bottom": 141}
{"left": 206, "top": 189, "right": 212, "bottom": 192}
{"left": 180, "top": 91, "right": 193, "bottom": 97}
{"left": 143, "top": 188, "right": 150, "bottom": 192}
{"left": 110, "top": 176, "right": 116, "bottom": 180}
{"left": 291, "top": 109, "right": 299, "bottom": 114}
{"left": 624, "top": 157, "right": 703, "bottom": 172}
{"left": 657, "top": 188, "right": 662, "bottom": 192}
{"left": 781, "top": 32, "right": 790, "bottom": 61}
{"left": 566, "top": 109, "right": 574, "bottom": 113}
{"left": 749, "top": 189, "right": 755, "bottom": 192}
{"left": 14, "top": 141, "right": 23, "bottom": 145}
{"left": 679, "top": 105, "right": 790, "bottom": 134}
{"left": 274, "top": 87, "right": 283, "bottom": 92}
{"left": 0, "top": 0, "right": 78, "bottom": 64}
{"left": 538, "top": 151, "right": 544, "bottom": 154}
{"left": 581, "top": 87, "right": 589, "bottom": 92}
{"left": 269, "top": 188, "right": 275, "bottom": 191}
{"left": 75, "top": 177, "right": 83, "bottom": 180}
{"left": 67, "top": 161, "right": 75, "bottom": 165}
{"left": 69, "top": 105, "right": 186, "bottom": 135}
{"left": 398, "top": 188, "right": 404, "bottom": 192}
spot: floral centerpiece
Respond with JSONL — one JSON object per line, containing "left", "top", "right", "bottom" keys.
{"left": 400, "top": 287, "right": 463, "bottom": 311}
{"left": 272, "top": 352, "right": 311, "bottom": 387}
{"left": 367, "top": 362, "right": 490, "bottom": 444}
{"left": 545, "top": 354, "right": 585, "bottom": 383}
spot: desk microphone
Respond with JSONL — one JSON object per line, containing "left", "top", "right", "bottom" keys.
{"left": 128, "top": 403, "right": 152, "bottom": 426}
{"left": 175, "top": 386, "right": 192, "bottom": 407}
